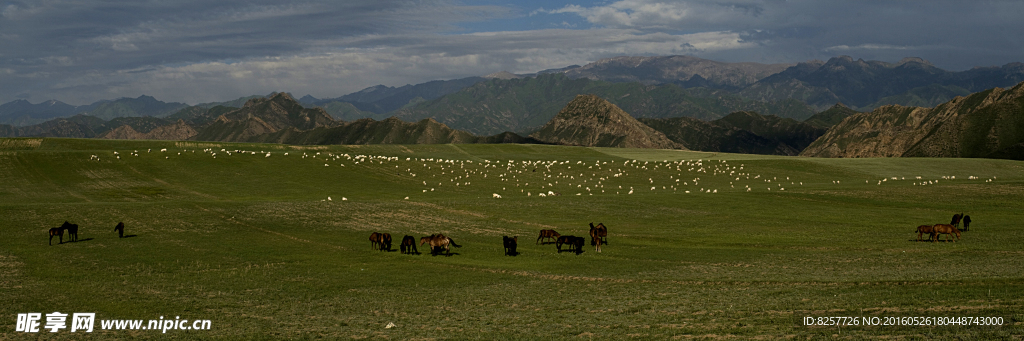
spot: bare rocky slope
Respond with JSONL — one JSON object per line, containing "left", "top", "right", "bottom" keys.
{"left": 530, "top": 95, "right": 683, "bottom": 149}
{"left": 800, "top": 81, "right": 1024, "bottom": 159}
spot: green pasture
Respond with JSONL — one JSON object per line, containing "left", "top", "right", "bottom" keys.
{"left": 1, "top": 137, "right": 1022, "bottom": 340}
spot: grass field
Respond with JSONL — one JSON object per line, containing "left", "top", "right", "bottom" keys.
{"left": 1, "top": 137, "right": 1022, "bottom": 340}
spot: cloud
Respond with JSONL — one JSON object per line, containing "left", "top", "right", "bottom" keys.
{"left": 824, "top": 44, "right": 916, "bottom": 52}
{"left": 2, "top": 0, "right": 1023, "bottom": 104}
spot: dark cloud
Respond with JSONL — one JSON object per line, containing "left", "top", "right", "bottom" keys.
{"left": 1, "top": 0, "right": 1022, "bottom": 104}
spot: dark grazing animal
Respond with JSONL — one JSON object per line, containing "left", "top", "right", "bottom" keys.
{"left": 536, "top": 229, "right": 560, "bottom": 244}
{"left": 61, "top": 221, "right": 79, "bottom": 242}
{"left": 950, "top": 213, "right": 963, "bottom": 229}
{"left": 420, "top": 234, "right": 462, "bottom": 256}
{"left": 369, "top": 232, "right": 384, "bottom": 250}
{"left": 503, "top": 236, "right": 518, "bottom": 256}
{"left": 915, "top": 224, "right": 935, "bottom": 242}
{"left": 380, "top": 233, "right": 393, "bottom": 251}
{"left": 962, "top": 215, "right": 972, "bottom": 231}
{"left": 114, "top": 222, "right": 125, "bottom": 238}
{"left": 589, "top": 223, "right": 608, "bottom": 252}
{"left": 931, "top": 224, "right": 961, "bottom": 242}
{"left": 556, "top": 235, "right": 585, "bottom": 254}
{"left": 48, "top": 227, "right": 64, "bottom": 245}
{"left": 400, "top": 235, "right": 418, "bottom": 254}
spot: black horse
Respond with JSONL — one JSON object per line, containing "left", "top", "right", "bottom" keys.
{"left": 114, "top": 222, "right": 125, "bottom": 238}
{"left": 556, "top": 236, "right": 585, "bottom": 255}
{"left": 950, "top": 213, "right": 963, "bottom": 229}
{"left": 61, "top": 221, "right": 79, "bottom": 242}
{"left": 400, "top": 235, "right": 419, "bottom": 254}
{"left": 962, "top": 215, "right": 972, "bottom": 231}
{"left": 503, "top": 236, "right": 518, "bottom": 256}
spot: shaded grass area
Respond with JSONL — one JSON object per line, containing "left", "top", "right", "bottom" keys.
{"left": 1, "top": 138, "right": 1022, "bottom": 339}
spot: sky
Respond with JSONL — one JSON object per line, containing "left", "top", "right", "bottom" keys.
{"left": 2, "top": 0, "right": 1023, "bottom": 105}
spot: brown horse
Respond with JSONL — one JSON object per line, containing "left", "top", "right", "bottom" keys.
{"left": 62, "top": 221, "right": 79, "bottom": 242}
{"left": 915, "top": 224, "right": 935, "bottom": 242}
{"left": 536, "top": 229, "right": 560, "bottom": 244}
{"left": 950, "top": 213, "right": 963, "bottom": 229}
{"left": 589, "top": 223, "right": 608, "bottom": 252}
{"left": 369, "top": 232, "right": 384, "bottom": 250}
{"left": 931, "top": 224, "right": 961, "bottom": 242}
{"left": 962, "top": 215, "right": 971, "bottom": 231}
{"left": 114, "top": 222, "right": 125, "bottom": 238}
{"left": 420, "top": 234, "right": 461, "bottom": 256}
{"left": 503, "top": 236, "right": 518, "bottom": 256}
{"left": 48, "top": 227, "right": 64, "bottom": 245}
{"left": 400, "top": 235, "right": 418, "bottom": 254}
{"left": 380, "top": 233, "right": 393, "bottom": 251}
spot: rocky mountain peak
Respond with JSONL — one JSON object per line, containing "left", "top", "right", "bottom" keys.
{"left": 529, "top": 94, "right": 683, "bottom": 149}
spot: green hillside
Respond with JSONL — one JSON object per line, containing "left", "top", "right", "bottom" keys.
{"left": 394, "top": 74, "right": 816, "bottom": 135}
{"left": 1, "top": 138, "right": 1022, "bottom": 339}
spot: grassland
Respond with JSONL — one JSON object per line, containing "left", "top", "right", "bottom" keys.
{"left": 1, "top": 137, "right": 1022, "bottom": 340}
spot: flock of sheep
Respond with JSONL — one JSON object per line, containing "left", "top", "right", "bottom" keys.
{"left": 92, "top": 147, "right": 999, "bottom": 205}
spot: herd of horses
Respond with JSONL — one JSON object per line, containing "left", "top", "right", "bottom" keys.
{"left": 536, "top": 223, "right": 608, "bottom": 255}
{"left": 915, "top": 213, "right": 972, "bottom": 242}
{"left": 367, "top": 223, "right": 609, "bottom": 257}
{"left": 369, "top": 232, "right": 462, "bottom": 256}
{"left": 48, "top": 221, "right": 129, "bottom": 245}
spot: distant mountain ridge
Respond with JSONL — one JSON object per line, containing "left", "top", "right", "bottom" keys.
{"left": 741, "top": 56, "right": 1024, "bottom": 111}
{"left": 801, "top": 81, "right": 1024, "bottom": 159}
{"left": 0, "top": 95, "right": 188, "bottom": 126}
{"left": 393, "top": 73, "right": 816, "bottom": 136}
{"left": 641, "top": 112, "right": 827, "bottom": 155}
{"left": 563, "top": 55, "right": 793, "bottom": 89}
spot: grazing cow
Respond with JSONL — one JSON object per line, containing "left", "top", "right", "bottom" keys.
{"left": 503, "top": 236, "right": 518, "bottom": 256}
{"left": 536, "top": 229, "right": 560, "bottom": 244}
{"left": 915, "top": 224, "right": 935, "bottom": 242}
{"left": 950, "top": 213, "right": 963, "bottom": 229}
{"left": 369, "top": 232, "right": 384, "bottom": 250}
{"left": 589, "top": 222, "right": 608, "bottom": 252}
{"left": 400, "top": 235, "right": 418, "bottom": 254}
{"left": 420, "top": 234, "right": 462, "bottom": 256}
{"left": 48, "top": 227, "right": 64, "bottom": 245}
{"left": 931, "top": 224, "right": 961, "bottom": 242}
{"left": 114, "top": 222, "right": 125, "bottom": 238}
{"left": 962, "top": 215, "right": 972, "bottom": 231}
{"left": 61, "top": 221, "right": 79, "bottom": 242}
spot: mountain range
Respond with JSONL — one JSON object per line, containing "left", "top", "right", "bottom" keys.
{"left": 2, "top": 54, "right": 1023, "bottom": 160}
{"left": 801, "top": 81, "right": 1024, "bottom": 160}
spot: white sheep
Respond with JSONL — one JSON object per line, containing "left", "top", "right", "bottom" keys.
{"left": 492, "top": 193, "right": 502, "bottom": 199}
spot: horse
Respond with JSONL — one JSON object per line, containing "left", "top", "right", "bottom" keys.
{"left": 420, "top": 234, "right": 461, "bottom": 256}
{"left": 931, "top": 224, "right": 961, "bottom": 242}
{"left": 536, "top": 229, "right": 560, "bottom": 244}
{"left": 503, "top": 236, "right": 518, "bottom": 256}
{"left": 61, "top": 221, "right": 79, "bottom": 242}
{"left": 950, "top": 213, "right": 963, "bottom": 229}
{"left": 589, "top": 223, "right": 608, "bottom": 252}
{"left": 380, "top": 233, "right": 393, "bottom": 251}
{"left": 962, "top": 215, "right": 971, "bottom": 231}
{"left": 915, "top": 224, "right": 935, "bottom": 242}
{"left": 48, "top": 227, "right": 64, "bottom": 245}
{"left": 369, "top": 232, "right": 384, "bottom": 250}
{"left": 400, "top": 235, "right": 418, "bottom": 254}
{"left": 114, "top": 222, "right": 125, "bottom": 238}
{"left": 556, "top": 235, "right": 585, "bottom": 254}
